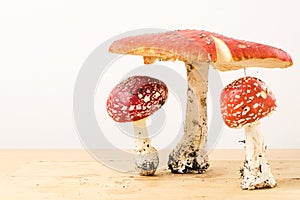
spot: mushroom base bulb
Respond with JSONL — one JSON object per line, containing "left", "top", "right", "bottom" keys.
{"left": 135, "top": 146, "right": 159, "bottom": 176}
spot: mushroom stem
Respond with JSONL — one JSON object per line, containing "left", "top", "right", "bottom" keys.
{"left": 241, "top": 121, "right": 276, "bottom": 189}
{"left": 168, "top": 61, "right": 209, "bottom": 173}
{"left": 133, "top": 118, "right": 159, "bottom": 176}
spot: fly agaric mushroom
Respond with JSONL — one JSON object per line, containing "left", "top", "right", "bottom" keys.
{"left": 106, "top": 75, "right": 168, "bottom": 176}
{"left": 109, "top": 29, "right": 293, "bottom": 174}
{"left": 220, "top": 76, "right": 277, "bottom": 190}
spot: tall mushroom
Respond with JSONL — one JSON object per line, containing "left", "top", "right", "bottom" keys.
{"left": 109, "top": 29, "right": 293, "bottom": 174}
{"left": 220, "top": 76, "right": 277, "bottom": 189}
{"left": 106, "top": 75, "right": 168, "bottom": 175}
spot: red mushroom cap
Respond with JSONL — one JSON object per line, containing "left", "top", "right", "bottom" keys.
{"left": 109, "top": 30, "right": 293, "bottom": 71}
{"left": 106, "top": 76, "right": 168, "bottom": 122}
{"left": 220, "top": 76, "right": 276, "bottom": 128}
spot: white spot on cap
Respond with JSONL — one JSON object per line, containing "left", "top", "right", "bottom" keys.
{"left": 253, "top": 103, "right": 259, "bottom": 109}
{"left": 128, "top": 105, "right": 135, "bottom": 111}
{"left": 234, "top": 101, "right": 244, "bottom": 110}
{"left": 136, "top": 105, "right": 142, "bottom": 110}
{"left": 238, "top": 118, "right": 246, "bottom": 123}
{"left": 206, "top": 37, "right": 212, "bottom": 45}
{"left": 235, "top": 95, "right": 240, "bottom": 98}
{"left": 242, "top": 106, "right": 250, "bottom": 116}
{"left": 260, "top": 91, "right": 267, "bottom": 99}
{"left": 153, "top": 92, "right": 160, "bottom": 98}
{"left": 144, "top": 95, "right": 151, "bottom": 102}
{"left": 238, "top": 44, "right": 246, "bottom": 48}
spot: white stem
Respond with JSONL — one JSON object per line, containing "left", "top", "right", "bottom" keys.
{"left": 241, "top": 121, "right": 276, "bottom": 189}
{"left": 186, "top": 61, "right": 209, "bottom": 158}
{"left": 168, "top": 61, "right": 209, "bottom": 173}
{"left": 134, "top": 119, "right": 150, "bottom": 152}
{"left": 133, "top": 118, "right": 159, "bottom": 176}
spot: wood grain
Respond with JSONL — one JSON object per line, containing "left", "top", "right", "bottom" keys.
{"left": 0, "top": 149, "right": 299, "bottom": 200}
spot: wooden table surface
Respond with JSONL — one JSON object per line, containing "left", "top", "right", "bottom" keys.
{"left": 0, "top": 149, "right": 299, "bottom": 200}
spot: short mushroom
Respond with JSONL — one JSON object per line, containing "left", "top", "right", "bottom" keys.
{"left": 106, "top": 75, "right": 168, "bottom": 175}
{"left": 220, "top": 76, "right": 277, "bottom": 189}
{"left": 109, "top": 29, "right": 292, "bottom": 174}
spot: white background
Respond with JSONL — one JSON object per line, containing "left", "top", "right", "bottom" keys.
{"left": 1, "top": 0, "right": 299, "bottom": 149}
